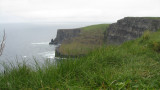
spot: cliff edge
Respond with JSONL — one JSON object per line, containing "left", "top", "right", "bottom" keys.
{"left": 105, "top": 17, "right": 160, "bottom": 44}
{"left": 52, "top": 28, "right": 81, "bottom": 45}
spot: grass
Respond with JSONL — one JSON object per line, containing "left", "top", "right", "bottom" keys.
{"left": 59, "top": 24, "right": 109, "bottom": 56}
{"left": 1, "top": 29, "right": 160, "bottom": 89}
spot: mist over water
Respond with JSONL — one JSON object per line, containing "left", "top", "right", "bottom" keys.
{"left": 0, "top": 22, "right": 100, "bottom": 68}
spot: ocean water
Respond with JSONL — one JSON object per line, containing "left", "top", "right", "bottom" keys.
{"left": 0, "top": 22, "right": 100, "bottom": 68}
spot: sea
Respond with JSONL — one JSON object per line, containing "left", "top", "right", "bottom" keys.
{"left": 0, "top": 22, "right": 101, "bottom": 70}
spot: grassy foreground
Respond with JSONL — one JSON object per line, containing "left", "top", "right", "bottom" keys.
{"left": 1, "top": 30, "right": 160, "bottom": 89}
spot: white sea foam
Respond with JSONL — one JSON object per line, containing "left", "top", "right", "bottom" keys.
{"left": 38, "top": 51, "right": 55, "bottom": 59}
{"left": 23, "top": 56, "right": 27, "bottom": 58}
{"left": 31, "top": 42, "right": 49, "bottom": 45}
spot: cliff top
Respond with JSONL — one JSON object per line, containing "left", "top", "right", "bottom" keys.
{"left": 124, "top": 17, "right": 160, "bottom": 19}
{"left": 57, "top": 28, "right": 81, "bottom": 31}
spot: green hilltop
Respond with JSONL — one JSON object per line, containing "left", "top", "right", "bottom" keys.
{"left": 58, "top": 24, "right": 109, "bottom": 56}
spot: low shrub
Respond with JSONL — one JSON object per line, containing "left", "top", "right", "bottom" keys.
{"left": 142, "top": 30, "right": 151, "bottom": 41}
{"left": 150, "top": 41, "right": 160, "bottom": 52}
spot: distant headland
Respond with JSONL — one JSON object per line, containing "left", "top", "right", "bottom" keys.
{"left": 51, "top": 17, "right": 160, "bottom": 57}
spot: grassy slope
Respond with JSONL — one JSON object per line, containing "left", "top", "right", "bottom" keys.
{"left": 59, "top": 24, "right": 109, "bottom": 56}
{"left": 1, "top": 30, "right": 160, "bottom": 89}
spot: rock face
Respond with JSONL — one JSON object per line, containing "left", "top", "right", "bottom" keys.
{"left": 52, "top": 28, "right": 81, "bottom": 45}
{"left": 106, "top": 17, "right": 160, "bottom": 44}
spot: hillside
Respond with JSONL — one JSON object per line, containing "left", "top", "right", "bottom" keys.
{"left": 1, "top": 17, "right": 160, "bottom": 89}
{"left": 55, "top": 17, "right": 160, "bottom": 57}
{"left": 56, "top": 24, "right": 109, "bottom": 57}
{"left": 106, "top": 17, "right": 160, "bottom": 44}
{"left": 1, "top": 29, "right": 160, "bottom": 89}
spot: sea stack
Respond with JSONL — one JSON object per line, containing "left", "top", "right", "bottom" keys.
{"left": 49, "top": 39, "right": 54, "bottom": 45}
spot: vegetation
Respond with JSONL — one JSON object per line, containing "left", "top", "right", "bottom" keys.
{"left": 59, "top": 24, "right": 109, "bottom": 56}
{"left": 1, "top": 29, "right": 160, "bottom": 89}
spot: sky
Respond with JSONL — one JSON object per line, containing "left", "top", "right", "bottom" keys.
{"left": 0, "top": 0, "right": 160, "bottom": 23}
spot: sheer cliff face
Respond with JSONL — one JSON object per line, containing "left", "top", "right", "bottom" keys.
{"left": 53, "top": 28, "right": 81, "bottom": 44}
{"left": 106, "top": 17, "right": 160, "bottom": 44}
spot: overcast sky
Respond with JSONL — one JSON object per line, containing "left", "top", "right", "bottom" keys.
{"left": 0, "top": 0, "right": 160, "bottom": 23}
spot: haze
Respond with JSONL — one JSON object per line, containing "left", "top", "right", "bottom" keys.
{"left": 0, "top": 0, "right": 160, "bottom": 23}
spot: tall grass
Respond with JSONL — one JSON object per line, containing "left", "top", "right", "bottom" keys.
{"left": 1, "top": 30, "right": 160, "bottom": 89}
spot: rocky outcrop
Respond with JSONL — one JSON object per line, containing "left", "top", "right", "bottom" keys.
{"left": 52, "top": 28, "right": 81, "bottom": 45}
{"left": 105, "top": 17, "right": 160, "bottom": 44}
{"left": 49, "top": 39, "right": 54, "bottom": 44}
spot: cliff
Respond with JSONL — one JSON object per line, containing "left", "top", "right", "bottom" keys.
{"left": 53, "top": 17, "right": 160, "bottom": 57}
{"left": 53, "top": 24, "right": 109, "bottom": 57}
{"left": 52, "top": 28, "right": 81, "bottom": 45}
{"left": 105, "top": 17, "right": 160, "bottom": 44}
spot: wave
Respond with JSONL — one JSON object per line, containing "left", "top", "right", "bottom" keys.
{"left": 31, "top": 42, "right": 49, "bottom": 45}
{"left": 23, "top": 56, "right": 27, "bottom": 58}
{"left": 38, "top": 51, "right": 55, "bottom": 59}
